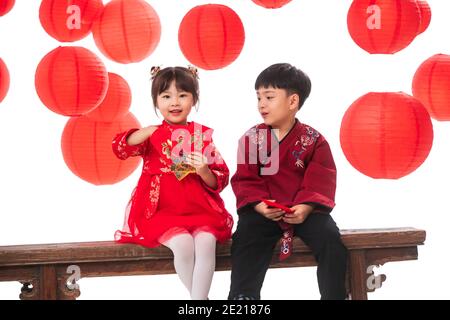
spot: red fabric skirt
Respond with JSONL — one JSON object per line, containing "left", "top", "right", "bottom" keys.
{"left": 116, "top": 173, "right": 232, "bottom": 248}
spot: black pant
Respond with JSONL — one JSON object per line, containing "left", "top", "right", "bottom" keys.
{"left": 228, "top": 209, "right": 348, "bottom": 300}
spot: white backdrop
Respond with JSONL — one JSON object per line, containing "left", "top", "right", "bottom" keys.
{"left": 1, "top": 0, "right": 450, "bottom": 300}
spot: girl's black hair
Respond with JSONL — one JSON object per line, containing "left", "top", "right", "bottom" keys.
{"left": 151, "top": 67, "right": 199, "bottom": 112}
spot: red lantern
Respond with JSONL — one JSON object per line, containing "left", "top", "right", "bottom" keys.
{"left": 35, "top": 46, "right": 108, "bottom": 116}
{"left": 39, "top": 0, "right": 104, "bottom": 42}
{"left": 85, "top": 73, "right": 131, "bottom": 122}
{"left": 0, "top": 58, "right": 10, "bottom": 103}
{"left": 415, "top": 0, "right": 431, "bottom": 35}
{"left": 0, "top": 0, "right": 14, "bottom": 16}
{"left": 347, "top": 0, "right": 421, "bottom": 54}
{"left": 178, "top": 4, "right": 245, "bottom": 70}
{"left": 412, "top": 54, "right": 450, "bottom": 121}
{"left": 251, "top": 0, "right": 292, "bottom": 9}
{"left": 340, "top": 92, "right": 433, "bottom": 179}
{"left": 92, "top": 0, "right": 161, "bottom": 64}
{"left": 61, "top": 112, "right": 141, "bottom": 185}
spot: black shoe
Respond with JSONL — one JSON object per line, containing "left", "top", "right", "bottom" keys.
{"left": 232, "top": 294, "right": 256, "bottom": 300}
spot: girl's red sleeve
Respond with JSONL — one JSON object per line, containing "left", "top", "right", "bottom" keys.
{"left": 201, "top": 141, "right": 229, "bottom": 194}
{"left": 112, "top": 129, "right": 149, "bottom": 160}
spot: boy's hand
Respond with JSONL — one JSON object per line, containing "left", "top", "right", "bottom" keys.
{"left": 255, "top": 200, "right": 285, "bottom": 221}
{"left": 282, "top": 204, "right": 315, "bottom": 224}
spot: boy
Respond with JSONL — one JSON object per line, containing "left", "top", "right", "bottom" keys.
{"left": 228, "top": 63, "right": 348, "bottom": 300}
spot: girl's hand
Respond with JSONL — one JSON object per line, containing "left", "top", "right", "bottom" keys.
{"left": 185, "top": 152, "right": 209, "bottom": 175}
{"left": 255, "top": 200, "right": 285, "bottom": 221}
{"left": 186, "top": 152, "right": 218, "bottom": 189}
{"left": 282, "top": 204, "right": 315, "bottom": 224}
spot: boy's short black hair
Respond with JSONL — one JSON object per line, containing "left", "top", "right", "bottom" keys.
{"left": 255, "top": 63, "right": 311, "bottom": 109}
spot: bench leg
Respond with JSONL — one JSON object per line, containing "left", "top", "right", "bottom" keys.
{"left": 349, "top": 250, "right": 368, "bottom": 300}
{"left": 18, "top": 265, "right": 80, "bottom": 300}
{"left": 57, "top": 267, "right": 81, "bottom": 300}
{"left": 40, "top": 265, "right": 58, "bottom": 300}
{"left": 19, "top": 266, "right": 57, "bottom": 300}
{"left": 20, "top": 280, "right": 39, "bottom": 300}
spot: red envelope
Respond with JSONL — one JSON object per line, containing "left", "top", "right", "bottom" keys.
{"left": 262, "top": 199, "right": 293, "bottom": 213}
{"left": 151, "top": 122, "right": 214, "bottom": 181}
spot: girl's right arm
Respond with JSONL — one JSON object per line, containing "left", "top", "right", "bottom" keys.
{"left": 126, "top": 126, "right": 158, "bottom": 146}
{"left": 112, "top": 126, "right": 158, "bottom": 160}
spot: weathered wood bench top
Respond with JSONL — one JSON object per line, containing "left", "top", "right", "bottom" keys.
{"left": 0, "top": 227, "right": 426, "bottom": 300}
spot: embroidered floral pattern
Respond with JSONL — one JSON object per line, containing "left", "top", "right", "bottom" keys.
{"left": 146, "top": 175, "right": 161, "bottom": 219}
{"left": 247, "top": 127, "right": 265, "bottom": 150}
{"left": 295, "top": 159, "right": 305, "bottom": 168}
{"left": 115, "top": 138, "right": 128, "bottom": 159}
{"left": 161, "top": 139, "right": 172, "bottom": 160}
{"left": 112, "top": 131, "right": 146, "bottom": 160}
{"left": 159, "top": 157, "right": 171, "bottom": 173}
{"left": 159, "top": 126, "right": 206, "bottom": 180}
{"left": 292, "top": 126, "right": 320, "bottom": 168}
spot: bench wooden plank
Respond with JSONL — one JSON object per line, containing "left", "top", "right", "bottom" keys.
{"left": 0, "top": 228, "right": 426, "bottom": 267}
{"left": 0, "top": 246, "right": 418, "bottom": 282}
{"left": 0, "top": 227, "right": 426, "bottom": 300}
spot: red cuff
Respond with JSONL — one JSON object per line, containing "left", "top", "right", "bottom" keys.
{"left": 236, "top": 194, "right": 270, "bottom": 211}
{"left": 112, "top": 128, "right": 143, "bottom": 160}
{"left": 293, "top": 190, "right": 335, "bottom": 213}
{"left": 201, "top": 169, "right": 226, "bottom": 193}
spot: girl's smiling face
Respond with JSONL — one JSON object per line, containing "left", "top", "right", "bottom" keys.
{"left": 156, "top": 80, "right": 194, "bottom": 125}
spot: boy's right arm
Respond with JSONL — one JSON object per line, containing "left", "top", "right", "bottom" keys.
{"left": 231, "top": 131, "right": 283, "bottom": 220}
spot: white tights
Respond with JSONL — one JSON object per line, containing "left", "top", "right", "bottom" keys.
{"left": 162, "top": 231, "right": 217, "bottom": 300}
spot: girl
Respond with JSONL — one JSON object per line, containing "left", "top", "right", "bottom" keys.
{"left": 112, "top": 66, "right": 233, "bottom": 300}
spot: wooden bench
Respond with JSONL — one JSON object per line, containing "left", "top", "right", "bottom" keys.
{"left": 0, "top": 227, "right": 425, "bottom": 300}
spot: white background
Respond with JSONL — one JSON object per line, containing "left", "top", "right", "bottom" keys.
{"left": 1, "top": 0, "right": 449, "bottom": 300}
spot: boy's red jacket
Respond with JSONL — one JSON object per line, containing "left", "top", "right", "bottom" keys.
{"left": 231, "top": 119, "right": 336, "bottom": 214}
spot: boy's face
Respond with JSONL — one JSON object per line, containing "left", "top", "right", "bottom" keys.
{"left": 256, "top": 86, "right": 298, "bottom": 128}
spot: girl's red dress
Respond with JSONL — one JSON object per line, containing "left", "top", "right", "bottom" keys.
{"left": 112, "top": 120, "right": 233, "bottom": 247}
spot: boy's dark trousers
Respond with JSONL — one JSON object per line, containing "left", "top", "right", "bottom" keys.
{"left": 228, "top": 208, "right": 348, "bottom": 300}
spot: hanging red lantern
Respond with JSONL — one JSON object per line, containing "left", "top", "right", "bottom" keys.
{"left": 85, "top": 73, "right": 131, "bottom": 122}
{"left": 347, "top": 0, "right": 421, "bottom": 54}
{"left": 415, "top": 0, "right": 431, "bottom": 35}
{"left": 0, "top": 58, "right": 10, "bottom": 103}
{"left": 61, "top": 112, "right": 141, "bottom": 185}
{"left": 0, "top": 0, "right": 15, "bottom": 16}
{"left": 340, "top": 92, "right": 433, "bottom": 179}
{"left": 178, "top": 4, "right": 245, "bottom": 70}
{"left": 39, "top": 0, "right": 104, "bottom": 42}
{"left": 92, "top": 0, "right": 161, "bottom": 64}
{"left": 35, "top": 46, "right": 108, "bottom": 116}
{"left": 412, "top": 54, "right": 450, "bottom": 121}
{"left": 251, "top": 0, "right": 292, "bottom": 9}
